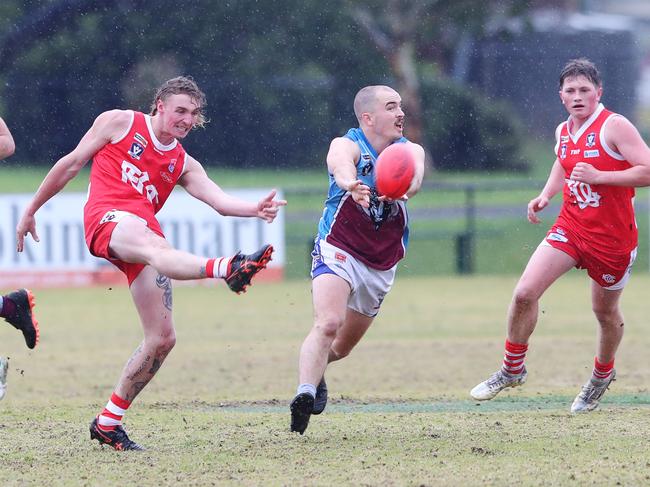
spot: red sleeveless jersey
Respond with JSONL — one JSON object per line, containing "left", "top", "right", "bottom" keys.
{"left": 555, "top": 104, "right": 636, "bottom": 254}
{"left": 84, "top": 110, "right": 187, "bottom": 235}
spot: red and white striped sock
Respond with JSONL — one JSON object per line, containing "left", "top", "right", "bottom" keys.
{"left": 205, "top": 257, "right": 232, "bottom": 278}
{"left": 592, "top": 356, "right": 614, "bottom": 380}
{"left": 501, "top": 339, "right": 528, "bottom": 376}
{"left": 97, "top": 392, "right": 131, "bottom": 431}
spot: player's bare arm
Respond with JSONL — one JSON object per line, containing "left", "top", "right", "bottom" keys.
{"left": 528, "top": 159, "right": 564, "bottom": 224}
{"left": 16, "top": 110, "right": 131, "bottom": 251}
{"left": 0, "top": 117, "right": 16, "bottom": 160}
{"left": 570, "top": 115, "right": 650, "bottom": 187}
{"left": 327, "top": 137, "right": 370, "bottom": 208}
{"left": 178, "top": 155, "right": 286, "bottom": 223}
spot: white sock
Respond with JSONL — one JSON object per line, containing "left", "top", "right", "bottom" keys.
{"left": 206, "top": 257, "right": 232, "bottom": 278}
{"left": 296, "top": 383, "right": 316, "bottom": 398}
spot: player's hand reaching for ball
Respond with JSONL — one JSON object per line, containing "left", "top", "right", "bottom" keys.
{"left": 16, "top": 211, "right": 39, "bottom": 252}
{"left": 256, "top": 189, "right": 287, "bottom": 223}
{"left": 346, "top": 179, "right": 371, "bottom": 208}
{"left": 378, "top": 194, "right": 408, "bottom": 204}
{"left": 527, "top": 195, "right": 549, "bottom": 224}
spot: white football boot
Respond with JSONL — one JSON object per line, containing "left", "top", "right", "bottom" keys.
{"left": 571, "top": 370, "right": 616, "bottom": 413}
{"left": 470, "top": 367, "right": 528, "bottom": 400}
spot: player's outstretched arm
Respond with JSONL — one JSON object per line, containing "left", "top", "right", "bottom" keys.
{"left": 0, "top": 117, "right": 16, "bottom": 161}
{"left": 178, "top": 155, "right": 286, "bottom": 222}
{"left": 16, "top": 110, "right": 131, "bottom": 251}
{"left": 327, "top": 137, "right": 370, "bottom": 208}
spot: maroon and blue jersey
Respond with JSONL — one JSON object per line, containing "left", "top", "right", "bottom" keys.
{"left": 316, "top": 128, "right": 410, "bottom": 270}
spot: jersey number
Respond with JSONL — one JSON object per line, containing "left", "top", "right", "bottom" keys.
{"left": 121, "top": 161, "right": 159, "bottom": 204}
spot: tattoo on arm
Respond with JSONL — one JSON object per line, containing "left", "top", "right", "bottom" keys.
{"left": 155, "top": 274, "right": 173, "bottom": 311}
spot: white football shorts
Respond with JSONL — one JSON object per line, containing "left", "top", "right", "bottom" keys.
{"left": 311, "top": 238, "right": 396, "bottom": 317}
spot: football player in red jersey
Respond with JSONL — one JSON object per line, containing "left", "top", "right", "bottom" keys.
{"left": 471, "top": 59, "right": 650, "bottom": 413}
{"left": 0, "top": 117, "right": 40, "bottom": 401}
{"left": 16, "top": 77, "right": 286, "bottom": 448}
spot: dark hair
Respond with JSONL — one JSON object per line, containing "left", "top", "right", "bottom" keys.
{"left": 559, "top": 58, "right": 601, "bottom": 89}
{"left": 149, "top": 76, "right": 207, "bottom": 127}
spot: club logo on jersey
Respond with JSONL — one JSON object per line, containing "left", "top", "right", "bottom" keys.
{"left": 361, "top": 161, "right": 373, "bottom": 176}
{"left": 584, "top": 149, "right": 600, "bottom": 158}
{"left": 560, "top": 135, "right": 569, "bottom": 143}
{"left": 585, "top": 132, "right": 596, "bottom": 147}
{"left": 602, "top": 273, "right": 616, "bottom": 284}
{"left": 128, "top": 142, "right": 145, "bottom": 160}
{"left": 560, "top": 144, "right": 567, "bottom": 159}
{"left": 134, "top": 132, "right": 148, "bottom": 147}
{"left": 122, "top": 160, "right": 159, "bottom": 204}
{"left": 168, "top": 158, "right": 177, "bottom": 173}
{"left": 565, "top": 179, "right": 601, "bottom": 209}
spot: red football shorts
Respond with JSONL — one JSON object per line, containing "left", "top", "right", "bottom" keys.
{"left": 542, "top": 225, "right": 636, "bottom": 290}
{"left": 85, "top": 209, "right": 165, "bottom": 285}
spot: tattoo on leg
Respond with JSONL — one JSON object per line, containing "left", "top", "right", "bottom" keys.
{"left": 126, "top": 343, "right": 144, "bottom": 367}
{"left": 156, "top": 274, "right": 173, "bottom": 311}
{"left": 127, "top": 353, "right": 151, "bottom": 381}
{"left": 126, "top": 381, "right": 147, "bottom": 402}
{"left": 200, "top": 266, "right": 206, "bottom": 278}
{"left": 148, "top": 357, "right": 162, "bottom": 375}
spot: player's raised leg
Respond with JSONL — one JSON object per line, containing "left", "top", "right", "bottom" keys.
{"left": 90, "top": 265, "right": 175, "bottom": 451}
{"left": 109, "top": 215, "right": 272, "bottom": 292}
{"left": 471, "top": 245, "right": 576, "bottom": 400}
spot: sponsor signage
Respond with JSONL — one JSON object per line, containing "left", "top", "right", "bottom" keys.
{"left": 0, "top": 189, "right": 285, "bottom": 288}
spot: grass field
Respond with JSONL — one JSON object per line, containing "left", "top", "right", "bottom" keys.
{"left": 2, "top": 274, "right": 650, "bottom": 486}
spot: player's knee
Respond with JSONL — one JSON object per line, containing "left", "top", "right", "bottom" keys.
{"left": 313, "top": 317, "right": 341, "bottom": 340}
{"left": 512, "top": 286, "right": 539, "bottom": 309}
{"left": 592, "top": 305, "right": 620, "bottom": 327}
{"left": 330, "top": 345, "right": 350, "bottom": 361}
{"left": 147, "top": 330, "right": 176, "bottom": 354}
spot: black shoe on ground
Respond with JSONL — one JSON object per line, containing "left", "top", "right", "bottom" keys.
{"left": 290, "top": 392, "right": 314, "bottom": 435}
{"left": 89, "top": 417, "right": 145, "bottom": 451}
{"left": 312, "top": 377, "right": 328, "bottom": 415}
{"left": 225, "top": 244, "right": 274, "bottom": 294}
{"left": 4, "top": 289, "right": 39, "bottom": 349}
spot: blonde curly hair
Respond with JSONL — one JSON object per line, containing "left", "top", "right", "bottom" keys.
{"left": 149, "top": 76, "right": 207, "bottom": 128}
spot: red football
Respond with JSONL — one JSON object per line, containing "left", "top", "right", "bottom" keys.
{"left": 375, "top": 143, "right": 415, "bottom": 199}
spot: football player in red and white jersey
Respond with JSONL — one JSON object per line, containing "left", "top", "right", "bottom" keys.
{"left": 471, "top": 58, "right": 650, "bottom": 413}
{"left": 15, "top": 77, "right": 286, "bottom": 449}
{"left": 0, "top": 116, "right": 40, "bottom": 401}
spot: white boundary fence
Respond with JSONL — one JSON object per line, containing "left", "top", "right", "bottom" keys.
{"left": 0, "top": 189, "right": 285, "bottom": 288}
